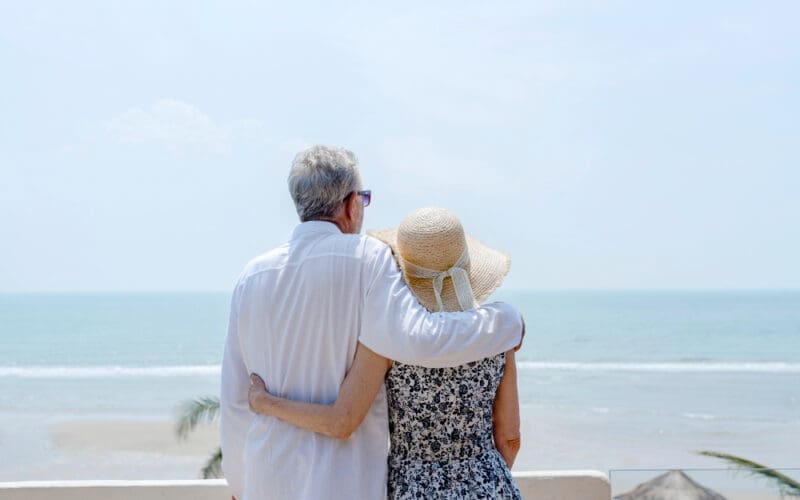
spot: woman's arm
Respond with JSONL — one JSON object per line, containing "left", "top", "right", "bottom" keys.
{"left": 492, "top": 350, "right": 521, "bottom": 468}
{"left": 248, "top": 342, "right": 391, "bottom": 439}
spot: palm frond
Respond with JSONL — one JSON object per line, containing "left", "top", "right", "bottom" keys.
{"left": 698, "top": 450, "right": 800, "bottom": 497}
{"left": 175, "top": 395, "right": 220, "bottom": 441}
{"left": 201, "top": 447, "right": 223, "bottom": 479}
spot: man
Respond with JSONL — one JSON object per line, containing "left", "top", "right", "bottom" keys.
{"left": 220, "top": 145, "right": 524, "bottom": 499}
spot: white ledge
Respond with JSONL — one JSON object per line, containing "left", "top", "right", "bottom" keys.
{"left": 0, "top": 471, "right": 611, "bottom": 500}
{"left": 0, "top": 479, "right": 228, "bottom": 488}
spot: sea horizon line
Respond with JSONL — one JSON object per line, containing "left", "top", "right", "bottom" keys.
{"left": 3, "top": 361, "right": 800, "bottom": 379}
{"left": 2, "top": 287, "right": 800, "bottom": 295}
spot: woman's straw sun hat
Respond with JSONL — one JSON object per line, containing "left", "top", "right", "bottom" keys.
{"left": 368, "top": 207, "right": 510, "bottom": 312}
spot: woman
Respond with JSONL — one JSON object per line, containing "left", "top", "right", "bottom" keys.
{"left": 248, "top": 207, "right": 522, "bottom": 499}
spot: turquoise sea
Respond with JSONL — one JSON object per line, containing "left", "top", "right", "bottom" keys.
{"left": 1, "top": 290, "right": 798, "bottom": 480}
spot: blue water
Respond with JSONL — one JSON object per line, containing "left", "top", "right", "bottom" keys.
{"left": 2, "top": 290, "right": 798, "bottom": 368}
{"left": 503, "top": 290, "right": 800, "bottom": 364}
{"left": 0, "top": 293, "right": 229, "bottom": 367}
{"left": 1, "top": 290, "right": 798, "bottom": 475}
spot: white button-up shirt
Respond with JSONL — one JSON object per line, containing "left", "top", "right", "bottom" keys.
{"left": 220, "top": 221, "right": 522, "bottom": 500}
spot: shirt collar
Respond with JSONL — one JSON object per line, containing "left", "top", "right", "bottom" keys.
{"left": 291, "top": 220, "right": 343, "bottom": 240}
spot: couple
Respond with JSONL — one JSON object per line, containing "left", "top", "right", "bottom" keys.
{"left": 220, "top": 145, "right": 524, "bottom": 499}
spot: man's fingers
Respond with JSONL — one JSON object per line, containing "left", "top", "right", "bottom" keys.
{"left": 514, "top": 315, "right": 525, "bottom": 352}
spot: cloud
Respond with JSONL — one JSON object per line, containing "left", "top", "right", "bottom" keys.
{"left": 106, "top": 99, "right": 268, "bottom": 154}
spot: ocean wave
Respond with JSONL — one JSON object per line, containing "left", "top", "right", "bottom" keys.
{"left": 682, "top": 412, "right": 716, "bottom": 420}
{"left": 0, "top": 365, "right": 222, "bottom": 378}
{"left": 516, "top": 361, "right": 800, "bottom": 373}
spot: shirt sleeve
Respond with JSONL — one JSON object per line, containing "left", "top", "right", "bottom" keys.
{"left": 359, "top": 242, "right": 523, "bottom": 368}
{"left": 219, "top": 284, "right": 250, "bottom": 500}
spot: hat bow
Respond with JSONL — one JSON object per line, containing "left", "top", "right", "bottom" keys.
{"left": 402, "top": 249, "right": 478, "bottom": 312}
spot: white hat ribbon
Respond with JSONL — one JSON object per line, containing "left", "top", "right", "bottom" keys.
{"left": 402, "top": 249, "right": 478, "bottom": 312}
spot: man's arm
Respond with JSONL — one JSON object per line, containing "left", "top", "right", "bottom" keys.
{"left": 359, "top": 242, "right": 524, "bottom": 368}
{"left": 219, "top": 285, "right": 249, "bottom": 500}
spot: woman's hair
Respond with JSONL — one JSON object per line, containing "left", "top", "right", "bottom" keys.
{"left": 287, "top": 145, "right": 362, "bottom": 222}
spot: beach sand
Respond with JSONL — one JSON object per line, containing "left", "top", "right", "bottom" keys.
{"left": 0, "top": 417, "right": 219, "bottom": 481}
{"left": 0, "top": 415, "right": 789, "bottom": 499}
{"left": 49, "top": 419, "right": 218, "bottom": 455}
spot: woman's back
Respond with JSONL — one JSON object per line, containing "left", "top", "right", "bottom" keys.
{"left": 385, "top": 353, "right": 521, "bottom": 499}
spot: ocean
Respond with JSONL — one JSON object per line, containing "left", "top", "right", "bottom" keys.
{"left": 1, "top": 290, "right": 798, "bottom": 487}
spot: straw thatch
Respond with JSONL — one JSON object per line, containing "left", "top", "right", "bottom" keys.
{"left": 614, "top": 470, "right": 726, "bottom": 500}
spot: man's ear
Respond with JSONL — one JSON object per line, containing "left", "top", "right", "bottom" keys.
{"left": 335, "top": 192, "right": 354, "bottom": 232}
{"left": 343, "top": 192, "right": 358, "bottom": 221}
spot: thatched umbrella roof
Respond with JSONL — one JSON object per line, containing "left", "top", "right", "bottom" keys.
{"left": 614, "top": 470, "right": 727, "bottom": 500}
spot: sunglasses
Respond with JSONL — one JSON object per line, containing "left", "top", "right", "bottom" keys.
{"left": 349, "top": 189, "right": 371, "bottom": 207}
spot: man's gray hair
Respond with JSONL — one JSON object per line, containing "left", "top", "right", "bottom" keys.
{"left": 288, "top": 145, "right": 362, "bottom": 222}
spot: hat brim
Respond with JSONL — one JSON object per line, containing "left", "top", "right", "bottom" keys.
{"left": 367, "top": 227, "right": 510, "bottom": 312}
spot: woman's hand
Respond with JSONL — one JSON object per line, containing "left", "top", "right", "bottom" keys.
{"left": 241, "top": 343, "right": 390, "bottom": 439}
{"left": 248, "top": 373, "right": 271, "bottom": 414}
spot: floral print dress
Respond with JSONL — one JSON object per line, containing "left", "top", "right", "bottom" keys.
{"left": 384, "top": 353, "right": 521, "bottom": 499}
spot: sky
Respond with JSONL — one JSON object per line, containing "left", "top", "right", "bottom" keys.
{"left": 1, "top": 1, "right": 798, "bottom": 292}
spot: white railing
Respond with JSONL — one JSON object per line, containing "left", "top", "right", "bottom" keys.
{"left": 0, "top": 471, "right": 610, "bottom": 500}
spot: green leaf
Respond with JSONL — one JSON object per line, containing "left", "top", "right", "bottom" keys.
{"left": 202, "top": 447, "right": 223, "bottom": 479}
{"left": 698, "top": 450, "right": 800, "bottom": 497}
{"left": 175, "top": 396, "right": 220, "bottom": 441}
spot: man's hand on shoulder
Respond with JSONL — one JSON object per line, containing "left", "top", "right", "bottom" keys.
{"left": 514, "top": 315, "right": 525, "bottom": 352}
